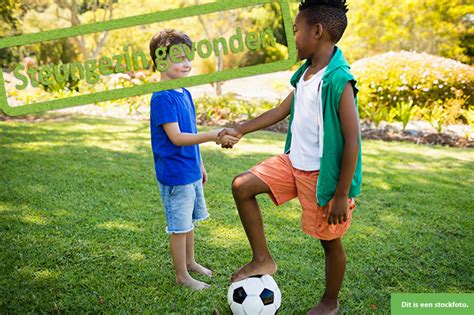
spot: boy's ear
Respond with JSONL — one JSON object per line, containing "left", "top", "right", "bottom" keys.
{"left": 313, "top": 23, "right": 324, "bottom": 39}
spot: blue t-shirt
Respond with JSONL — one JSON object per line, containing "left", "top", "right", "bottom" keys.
{"left": 150, "top": 88, "right": 201, "bottom": 186}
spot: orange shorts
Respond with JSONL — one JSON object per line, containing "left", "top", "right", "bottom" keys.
{"left": 249, "top": 154, "right": 355, "bottom": 240}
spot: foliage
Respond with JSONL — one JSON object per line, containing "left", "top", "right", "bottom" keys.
{"left": 194, "top": 93, "right": 277, "bottom": 125}
{"left": 35, "top": 38, "right": 79, "bottom": 67}
{"left": 0, "top": 0, "right": 18, "bottom": 27}
{"left": 339, "top": 0, "right": 474, "bottom": 64}
{"left": 2, "top": 0, "right": 473, "bottom": 71}
{"left": 236, "top": 3, "right": 289, "bottom": 67}
{"left": 394, "top": 100, "right": 414, "bottom": 131}
{"left": 6, "top": 70, "right": 152, "bottom": 108}
{"left": 0, "top": 0, "right": 28, "bottom": 36}
{"left": 352, "top": 51, "right": 474, "bottom": 131}
{"left": 3, "top": 0, "right": 474, "bottom": 121}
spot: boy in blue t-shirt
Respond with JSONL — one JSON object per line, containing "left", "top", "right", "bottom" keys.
{"left": 149, "top": 29, "right": 239, "bottom": 290}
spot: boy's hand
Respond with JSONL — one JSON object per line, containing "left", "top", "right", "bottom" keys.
{"left": 323, "top": 195, "right": 348, "bottom": 225}
{"left": 217, "top": 134, "right": 240, "bottom": 147}
{"left": 201, "top": 164, "right": 208, "bottom": 185}
{"left": 217, "top": 128, "right": 243, "bottom": 148}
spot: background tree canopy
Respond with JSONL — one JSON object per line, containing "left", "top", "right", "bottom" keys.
{"left": 338, "top": 0, "right": 474, "bottom": 64}
{"left": 0, "top": 0, "right": 472, "bottom": 130}
{"left": 1, "top": 0, "right": 472, "bottom": 67}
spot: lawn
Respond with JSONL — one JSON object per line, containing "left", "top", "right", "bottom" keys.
{"left": 0, "top": 115, "right": 473, "bottom": 314}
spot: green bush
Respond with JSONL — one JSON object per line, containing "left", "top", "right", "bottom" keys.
{"left": 194, "top": 93, "right": 277, "bottom": 125}
{"left": 352, "top": 52, "right": 474, "bottom": 130}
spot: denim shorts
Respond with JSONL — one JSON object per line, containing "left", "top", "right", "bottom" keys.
{"left": 158, "top": 179, "right": 209, "bottom": 234}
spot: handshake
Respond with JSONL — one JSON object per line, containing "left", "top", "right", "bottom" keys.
{"left": 215, "top": 127, "right": 243, "bottom": 149}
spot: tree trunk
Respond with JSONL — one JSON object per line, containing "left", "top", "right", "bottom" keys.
{"left": 216, "top": 48, "right": 223, "bottom": 96}
{"left": 54, "top": 0, "right": 113, "bottom": 60}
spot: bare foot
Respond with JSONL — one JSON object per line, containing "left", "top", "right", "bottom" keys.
{"left": 176, "top": 275, "right": 210, "bottom": 290}
{"left": 306, "top": 299, "right": 339, "bottom": 315}
{"left": 188, "top": 262, "right": 212, "bottom": 277}
{"left": 231, "top": 258, "right": 277, "bottom": 282}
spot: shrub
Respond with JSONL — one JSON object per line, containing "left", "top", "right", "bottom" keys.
{"left": 352, "top": 51, "right": 474, "bottom": 131}
{"left": 194, "top": 93, "right": 277, "bottom": 125}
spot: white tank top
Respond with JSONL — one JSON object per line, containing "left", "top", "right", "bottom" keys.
{"left": 289, "top": 66, "right": 326, "bottom": 171}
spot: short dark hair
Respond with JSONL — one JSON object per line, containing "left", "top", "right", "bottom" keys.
{"left": 149, "top": 29, "right": 192, "bottom": 70}
{"left": 299, "top": 0, "right": 348, "bottom": 43}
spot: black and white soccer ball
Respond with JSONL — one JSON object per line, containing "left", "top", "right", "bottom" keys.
{"left": 227, "top": 275, "right": 281, "bottom": 315}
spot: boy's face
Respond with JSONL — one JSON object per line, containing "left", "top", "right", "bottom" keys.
{"left": 293, "top": 12, "right": 320, "bottom": 60}
{"left": 162, "top": 52, "right": 192, "bottom": 80}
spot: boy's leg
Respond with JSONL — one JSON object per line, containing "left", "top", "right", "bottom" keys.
{"left": 231, "top": 171, "right": 276, "bottom": 282}
{"left": 161, "top": 181, "right": 211, "bottom": 290}
{"left": 170, "top": 232, "right": 210, "bottom": 290}
{"left": 307, "top": 238, "right": 345, "bottom": 315}
{"left": 293, "top": 170, "right": 354, "bottom": 314}
{"left": 185, "top": 230, "right": 212, "bottom": 277}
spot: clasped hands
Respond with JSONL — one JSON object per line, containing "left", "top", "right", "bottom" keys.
{"left": 216, "top": 127, "right": 243, "bottom": 149}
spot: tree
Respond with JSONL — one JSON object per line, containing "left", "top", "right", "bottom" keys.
{"left": 192, "top": 0, "right": 239, "bottom": 96}
{"left": 0, "top": 0, "right": 18, "bottom": 32}
{"left": 339, "top": 0, "right": 474, "bottom": 64}
{"left": 236, "top": 2, "right": 291, "bottom": 68}
{"left": 53, "top": 0, "right": 115, "bottom": 60}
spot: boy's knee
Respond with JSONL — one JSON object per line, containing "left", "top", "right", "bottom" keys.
{"left": 232, "top": 174, "right": 249, "bottom": 198}
{"left": 320, "top": 238, "right": 343, "bottom": 252}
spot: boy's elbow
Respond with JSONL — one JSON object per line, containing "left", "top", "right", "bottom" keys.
{"left": 168, "top": 134, "right": 183, "bottom": 146}
{"left": 344, "top": 134, "right": 359, "bottom": 148}
{"left": 170, "top": 139, "right": 180, "bottom": 146}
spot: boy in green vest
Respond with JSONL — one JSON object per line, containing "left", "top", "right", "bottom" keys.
{"left": 218, "top": 0, "right": 362, "bottom": 313}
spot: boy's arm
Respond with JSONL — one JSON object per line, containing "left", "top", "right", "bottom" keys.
{"left": 326, "top": 82, "right": 360, "bottom": 225}
{"left": 219, "top": 91, "right": 293, "bottom": 140}
{"left": 237, "top": 90, "right": 293, "bottom": 135}
{"left": 163, "top": 123, "right": 220, "bottom": 146}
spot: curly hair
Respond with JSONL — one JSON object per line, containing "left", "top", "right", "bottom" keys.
{"left": 299, "top": 0, "right": 348, "bottom": 43}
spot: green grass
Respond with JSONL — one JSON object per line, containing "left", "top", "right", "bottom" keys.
{"left": 0, "top": 115, "right": 473, "bottom": 314}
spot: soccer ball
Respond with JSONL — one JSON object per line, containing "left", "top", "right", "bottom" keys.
{"left": 227, "top": 275, "right": 281, "bottom": 315}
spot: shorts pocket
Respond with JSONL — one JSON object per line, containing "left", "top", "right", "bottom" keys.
{"left": 169, "top": 185, "right": 177, "bottom": 196}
